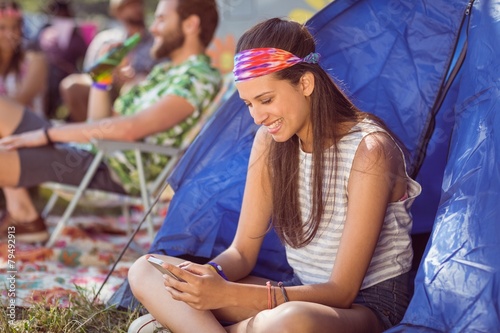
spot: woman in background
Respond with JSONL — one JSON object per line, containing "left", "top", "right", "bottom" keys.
{"left": 0, "top": 1, "right": 47, "bottom": 117}
{"left": 35, "top": 0, "right": 87, "bottom": 118}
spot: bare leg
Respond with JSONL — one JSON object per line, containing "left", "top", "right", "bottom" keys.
{"left": 3, "top": 188, "right": 39, "bottom": 222}
{"left": 59, "top": 74, "right": 91, "bottom": 122}
{"left": 0, "top": 98, "right": 40, "bottom": 222}
{"left": 128, "top": 255, "right": 227, "bottom": 333}
{"left": 0, "top": 149, "right": 39, "bottom": 221}
{"left": 225, "top": 301, "right": 384, "bottom": 333}
{"left": 130, "top": 254, "right": 383, "bottom": 333}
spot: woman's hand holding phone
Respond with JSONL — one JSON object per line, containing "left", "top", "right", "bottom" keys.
{"left": 147, "top": 255, "right": 186, "bottom": 282}
{"left": 147, "top": 255, "right": 232, "bottom": 310}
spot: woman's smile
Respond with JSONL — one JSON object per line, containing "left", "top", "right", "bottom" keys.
{"left": 264, "top": 117, "right": 283, "bottom": 134}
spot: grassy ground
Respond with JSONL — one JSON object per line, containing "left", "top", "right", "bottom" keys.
{"left": 1, "top": 287, "right": 143, "bottom": 333}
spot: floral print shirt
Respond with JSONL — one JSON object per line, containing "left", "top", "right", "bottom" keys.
{"left": 106, "top": 54, "right": 221, "bottom": 194}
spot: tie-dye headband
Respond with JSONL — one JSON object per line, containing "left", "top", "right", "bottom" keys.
{"left": 233, "top": 47, "right": 320, "bottom": 82}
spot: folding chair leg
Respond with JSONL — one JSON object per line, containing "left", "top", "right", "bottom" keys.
{"left": 46, "top": 151, "right": 105, "bottom": 247}
{"left": 122, "top": 205, "right": 131, "bottom": 235}
{"left": 41, "top": 191, "right": 59, "bottom": 219}
{"left": 134, "top": 149, "right": 155, "bottom": 240}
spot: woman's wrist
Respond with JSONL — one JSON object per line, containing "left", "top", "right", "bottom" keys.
{"left": 206, "top": 261, "right": 229, "bottom": 281}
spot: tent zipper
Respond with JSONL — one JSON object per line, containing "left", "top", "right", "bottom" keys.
{"left": 411, "top": 0, "right": 474, "bottom": 179}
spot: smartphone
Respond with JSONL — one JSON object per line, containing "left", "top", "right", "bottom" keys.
{"left": 147, "top": 256, "right": 186, "bottom": 282}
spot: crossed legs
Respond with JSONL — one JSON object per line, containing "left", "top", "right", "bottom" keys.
{"left": 128, "top": 254, "right": 383, "bottom": 333}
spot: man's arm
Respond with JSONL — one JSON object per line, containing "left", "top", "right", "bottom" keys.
{"left": 51, "top": 93, "right": 196, "bottom": 143}
{"left": 0, "top": 93, "right": 195, "bottom": 149}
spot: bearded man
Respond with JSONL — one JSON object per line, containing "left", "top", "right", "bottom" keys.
{"left": 0, "top": 0, "right": 221, "bottom": 243}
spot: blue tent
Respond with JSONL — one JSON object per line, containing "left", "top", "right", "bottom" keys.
{"left": 116, "top": 0, "right": 500, "bottom": 329}
{"left": 388, "top": 0, "right": 500, "bottom": 330}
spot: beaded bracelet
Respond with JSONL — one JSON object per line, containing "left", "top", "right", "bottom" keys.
{"left": 206, "top": 261, "right": 228, "bottom": 281}
{"left": 91, "top": 82, "right": 112, "bottom": 91}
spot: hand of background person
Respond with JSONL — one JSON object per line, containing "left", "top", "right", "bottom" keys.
{"left": 113, "top": 56, "right": 137, "bottom": 87}
{"left": 161, "top": 261, "right": 231, "bottom": 311}
{"left": 94, "top": 42, "right": 136, "bottom": 89}
{"left": 0, "top": 129, "right": 49, "bottom": 150}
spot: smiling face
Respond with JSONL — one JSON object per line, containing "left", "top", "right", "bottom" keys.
{"left": 149, "top": 0, "right": 184, "bottom": 60}
{"left": 237, "top": 72, "right": 316, "bottom": 147}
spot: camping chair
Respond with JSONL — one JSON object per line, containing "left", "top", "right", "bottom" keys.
{"left": 42, "top": 74, "right": 235, "bottom": 248}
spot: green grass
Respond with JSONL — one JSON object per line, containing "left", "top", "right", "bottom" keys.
{"left": 0, "top": 286, "right": 143, "bottom": 333}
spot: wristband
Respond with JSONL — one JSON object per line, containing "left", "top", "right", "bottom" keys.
{"left": 91, "top": 82, "right": 112, "bottom": 91}
{"left": 44, "top": 127, "right": 53, "bottom": 145}
{"left": 206, "top": 261, "right": 228, "bottom": 281}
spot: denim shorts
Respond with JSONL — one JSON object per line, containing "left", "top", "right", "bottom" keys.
{"left": 282, "top": 272, "right": 411, "bottom": 331}
{"left": 13, "top": 109, "right": 125, "bottom": 193}
{"left": 353, "top": 273, "right": 410, "bottom": 330}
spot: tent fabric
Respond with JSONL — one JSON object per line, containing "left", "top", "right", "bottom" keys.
{"left": 307, "top": 0, "right": 467, "bottom": 234}
{"left": 150, "top": 0, "right": 467, "bottom": 281}
{"left": 389, "top": 0, "right": 500, "bottom": 331}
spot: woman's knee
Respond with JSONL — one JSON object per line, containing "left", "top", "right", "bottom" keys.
{"left": 128, "top": 255, "right": 151, "bottom": 298}
{"left": 249, "top": 303, "right": 316, "bottom": 333}
{"left": 59, "top": 74, "right": 91, "bottom": 103}
{"left": 129, "top": 255, "right": 181, "bottom": 299}
{"left": 60, "top": 74, "right": 91, "bottom": 93}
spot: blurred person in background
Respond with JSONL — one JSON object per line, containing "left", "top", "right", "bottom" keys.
{"left": 60, "top": 0, "right": 160, "bottom": 122}
{"left": 0, "top": 0, "right": 47, "bottom": 117}
{"left": 33, "top": 0, "right": 87, "bottom": 119}
{"left": 0, "top": 0, "right": 221, "bottom": 244}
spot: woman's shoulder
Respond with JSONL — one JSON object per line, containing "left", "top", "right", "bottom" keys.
{"left": 353, "top": 117, "right": 386, "bottom": 133}
{"left": 338, "top": 117, "right": 402, "bottom": 163}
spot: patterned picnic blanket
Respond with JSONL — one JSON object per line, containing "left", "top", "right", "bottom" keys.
{"left": 0, "top": 211, "right": 164, "bottom": 308}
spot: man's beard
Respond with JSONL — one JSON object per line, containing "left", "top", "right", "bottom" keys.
{"left": 151, "top": 28, "right": 185, "bottom": 60}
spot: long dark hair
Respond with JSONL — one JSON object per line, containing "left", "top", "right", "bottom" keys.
{"left": 236, "top": 18, "right": 382, "bottom": 248}
{"left": 0, "top": 1, "right": 24, "bottom": 78}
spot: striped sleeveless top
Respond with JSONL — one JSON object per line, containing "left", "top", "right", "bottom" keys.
{"left": 285, "top": 119, "right": 421, "bottom": 289}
